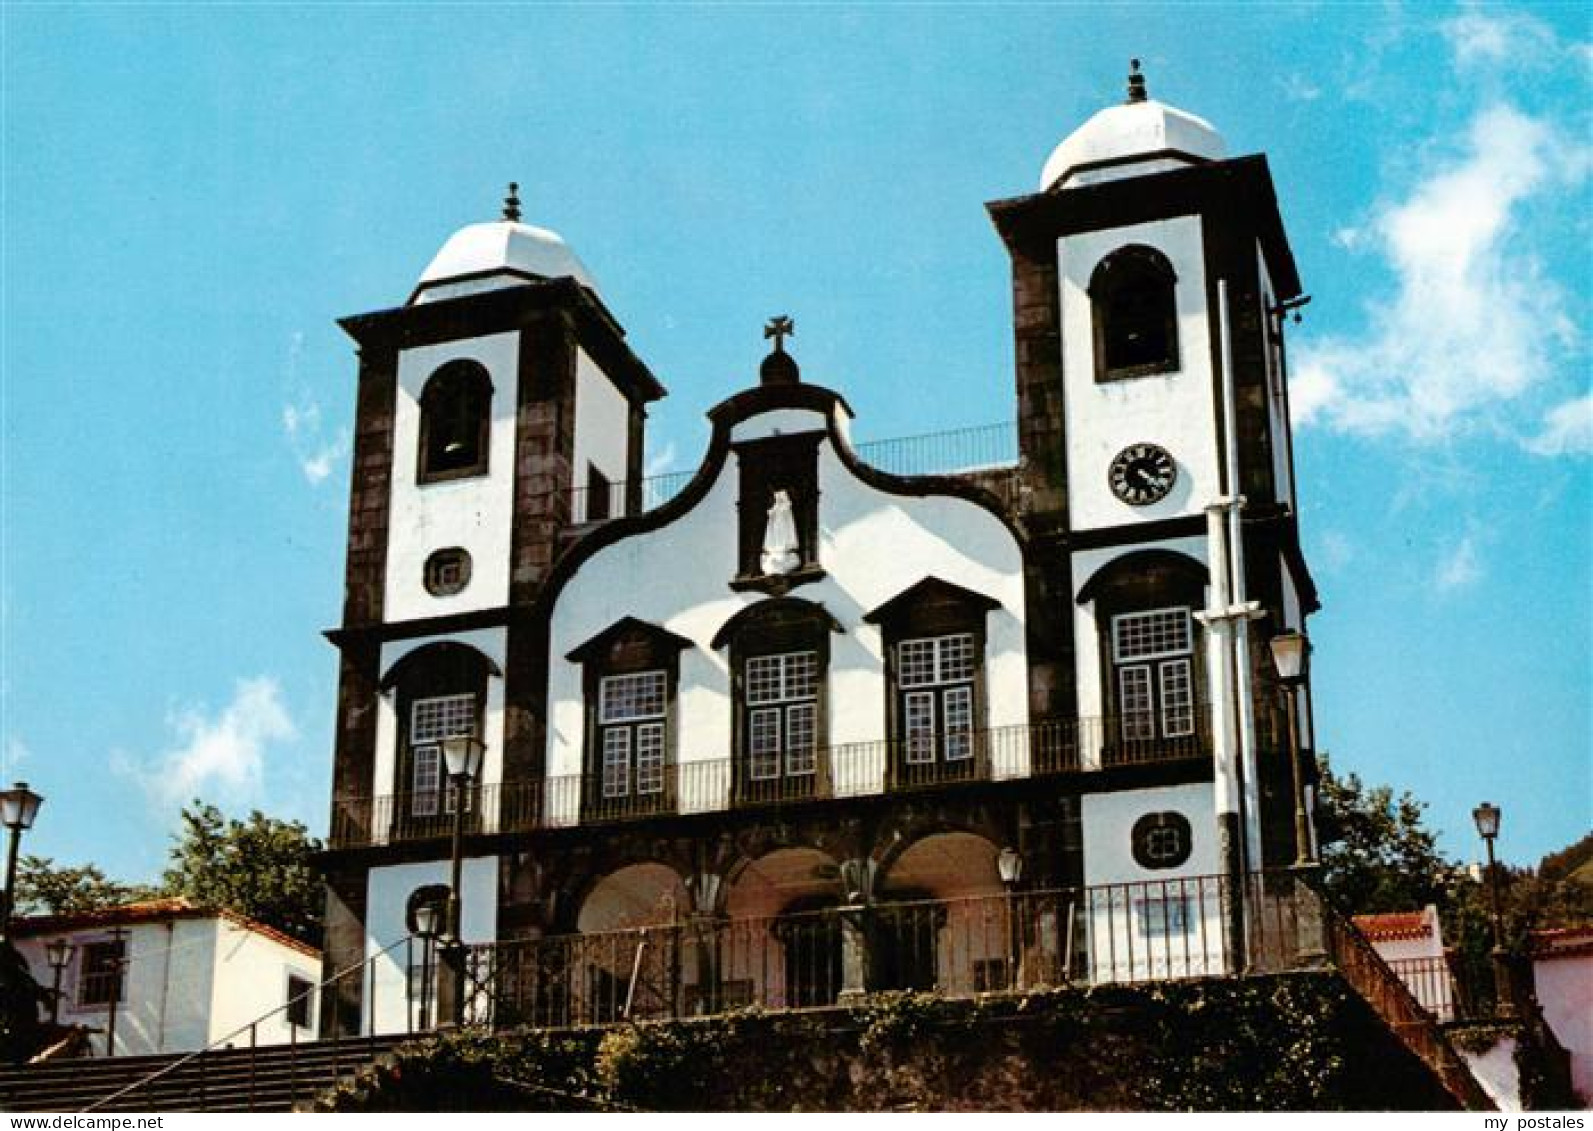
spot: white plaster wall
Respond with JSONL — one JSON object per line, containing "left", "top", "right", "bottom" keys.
{"left": 1070, "top": 535, "right": 1209, "bottom": 731}
{"left": 571, "top": 348, "right": 631, "bottom": 522}
{"left": 372, "top": 626, "right": 508, "bottom": 821}
{"left": 1080, "top": 782, "right": 1224, "bottom": 982}
{"left": 1058, "top": 216, "right": 1219, "bottom": 533}
{"left": 204, "top": 925, "right": 322, "bottom": 1048}
{"left": 1535, "top": 954, "right": 1593, "bottom": 1104}
{"left": 1462, "top": 1036, "right": 1523, "bottom": 1112}
{"left": 364, "top": 856, "right": 499, "bottom": 1035}
{"left": 384, "top": 332, "right": 521, "bottom": 623}
{"left": 545, "top": 404, "right": 1028, "bottom": 825}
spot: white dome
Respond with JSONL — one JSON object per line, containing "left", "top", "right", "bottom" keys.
{"left": 1040, "top": 97, "right": 1225, "bottom": 192}
{"left": 412, "top": 220, "right": 598, "bottom": 304}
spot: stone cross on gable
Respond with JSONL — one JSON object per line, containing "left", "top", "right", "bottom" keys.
{"left": 764, "top": 315, "right": 795, "bottom": 353}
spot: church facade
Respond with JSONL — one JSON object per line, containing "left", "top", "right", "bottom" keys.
{"left": 316, "top": 66, "right": 1320, "bottom": 1034}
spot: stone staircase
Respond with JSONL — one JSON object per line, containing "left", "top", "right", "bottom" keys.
{"left": 0, "top": 1033, "right": 414, "bottom": 1113}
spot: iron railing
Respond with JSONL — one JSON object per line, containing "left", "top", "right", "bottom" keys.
{"left": 1383, "top": 957, "right": 1465, "bottom": 1023}
{"left": 329, "top": 710, "right": 1224, "bottom": 849}
{"left": 567, "top": 422, "right": 1020, "bottom": 524}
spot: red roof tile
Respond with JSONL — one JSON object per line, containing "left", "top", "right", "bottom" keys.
{"left": 1531, "top": 926, "right": 1593, "bottom": 960}
{"left": 1353, "top": 910, "right": 1433, "bottom": 942}
{"left": 11, "top": 897, "right": 320, "bottom": 960}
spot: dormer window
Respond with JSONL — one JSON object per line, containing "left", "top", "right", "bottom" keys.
{"left": 1090, "top": 245, "right": 1179, "bottom": 381}
{"left": 418, "top": 360, "right": 492, "bottom": 482}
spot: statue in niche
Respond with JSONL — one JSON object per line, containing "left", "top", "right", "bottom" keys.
{"left": 760, "top": 489, "right": 801, "bottom": 576}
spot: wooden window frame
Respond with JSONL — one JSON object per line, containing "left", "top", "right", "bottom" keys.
{"left": 1089, "top": 244, "right": 1180, "bottom": 383}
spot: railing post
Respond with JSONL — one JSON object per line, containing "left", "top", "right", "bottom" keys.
{"left": 248, "top": 1023, "right": 257, "bottom": 1110}
{"left": 1291, "top": 868, "right": 1328, "bottom": 967}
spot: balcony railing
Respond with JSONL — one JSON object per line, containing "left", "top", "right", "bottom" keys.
{"left": 329, "top": 710, "right": 1224, "bottom": 849}
{"left": 568, "top": 422, "right": 1020, "bottom": 524}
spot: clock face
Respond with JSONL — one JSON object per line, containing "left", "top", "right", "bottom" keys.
{"left": 1109, "top": 442, "right": 1177, "bottom": 506}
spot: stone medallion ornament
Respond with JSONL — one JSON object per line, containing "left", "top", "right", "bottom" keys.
{"left": 1109, "top": 442, "right": 1176, "bottom": 506}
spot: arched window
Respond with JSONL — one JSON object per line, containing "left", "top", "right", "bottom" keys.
{"left": 1077, "top": 550, "right": 1208, "bottom": 763}
{"left": 1089, "top": 245, "right": 1179, "bottom": 381}
{"left": 418, "top": 360, "right": 493, "bottom": 482}
{"left": 379, "top": 642, "right": 500, "bottom": 835}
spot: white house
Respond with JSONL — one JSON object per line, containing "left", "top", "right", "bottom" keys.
{"left": 1353, "top": 906, "right": 1460, "bottom": 1022}
{"left": 12, "top": 897, "right": 321, "bottom": 1057}
{"left": 1531, "top": 926, "right": 1593, "bottom": 1105}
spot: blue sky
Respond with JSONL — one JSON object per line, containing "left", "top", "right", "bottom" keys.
{"left": 2, "top": 4, "right": 1588, "bottom": 882}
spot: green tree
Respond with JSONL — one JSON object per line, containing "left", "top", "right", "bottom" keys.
{"left": 1314, "top": 756, "right": 1454, "bottom": 916}
{"left": 161, "top": 802, "right": 324, "bottom": 947}
{"left": 12, "top": 856, "right": 156, "bottom": 916}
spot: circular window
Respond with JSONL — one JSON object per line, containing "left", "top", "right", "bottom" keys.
{"left": 423, "top": 548, "right": 472, "bottom": 597}
{"left": 1131, "top": 811, "right": 1193, "bottom": 870}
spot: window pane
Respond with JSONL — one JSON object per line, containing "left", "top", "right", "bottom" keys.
{"left": 749, "top": 708, "right": 782, "bottom": 779}
{"left": 937, "top": 634, "right": 976, "bottom": 683}
{"left": 785, "top": 703, "right": 816, "bottom": 776}
{"left": 635, "top": 722, "right": 666, "bottom": 794}
{"left": 602, "top": 729, "right": 632, "bottom": 798}
{"left": 1112, "top": 609, "right": 1192, "bottom": 663}
{"left": 412, "top": 745, "right": 441, "bottom": 815}
{"left": 1160, "top": 659, "right": 1194, "bottom": 737}
{"left": 746, "top": 655, "right": 785, "bottom": 705}
{"left": 599, "top": 671, "right": 666, "bottom": 723}
{"left": 943, "top": 686, "right": 973, "bottom": 761}
{"left": 79, "top": 940, "right": 125, "bottom": 1006}
{"left": 898, "top": 639, "right": 938, "bottom": 689}
{"left": 904, "top": 692, "right": 936, "bottom": 764}
{"left": 412, "top": 694, "right": 476, "bottom": 744}
{"left": 747, "top": 652, "right": 816, "bottom": 705}
{"left": 782, "top": 651, "right": 817, "bottom": 700}
{"left": 1118, "top": 666, "right": 1155, "bottom": 740}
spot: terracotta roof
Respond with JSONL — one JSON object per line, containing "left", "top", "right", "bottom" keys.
{"left": 1531, "top": 926, "right": 1593, "bottom": 961}
{"left": 1353, "top": 910, "right": 1434, "bottom": 942}
{"left": 11, "top": 897, "right": 320, "bottom": 960}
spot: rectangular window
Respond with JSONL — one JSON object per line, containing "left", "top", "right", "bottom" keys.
{"left": 1112, "top": 609, "right": 1192, "bottom": 663}
{"left": 1159, "top": 658, "right": 1194, "bottom": 737}
{"left": 1118, "top": 665, "right": 1156, "bottom": 741}
{"left": 597, "top": 671, "right": 668, "bottom": 800}
{"left": 601, "top": 728, "right": 632, "bottom": 798}
{"left": 78, "top": 939, "right": 126, "bottom": 1007}
{"left": 744, "top": 651, "right": 819, "bottom": 782}
{"left": 897, "top": 635, "right": 978, "bottom": 765}
{"left": 586, "top": 463, "right": 612, "bottom": 523}
{"left": 286, "top": 974, "right": 314, "bottom": 1029}
{"left": 411, "top": 694, "right": 476, "bottom": 816}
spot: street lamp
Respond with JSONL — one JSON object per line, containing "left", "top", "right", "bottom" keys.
{"left": 1268, "top": 633, "right": 1315, "bottom": 868}
{"left": 440, "top": 735, "right": 485, "bottom": 1027}
{"left": 997, "top": 848, "right": 1024, "bottom": 991}
{"left": 45, "top": 938, "right": 75, "bottom": 1027}
{"left": 1472, "top": 802, "right": 1515, "bottom": 1017}
{"left": 0, "top": 781, "right": 44, "bottom": 939}
{"left": 412, "top": 902, "right": 441, "bottom": 1031}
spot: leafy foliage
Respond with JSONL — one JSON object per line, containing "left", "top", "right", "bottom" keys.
{"left": 1314, "top": 756, "right": 1453, "bottom": 915}
{"left": 12, "top": 856, "right": 157, "bottom": 915}
{"left": 161, "top": 802, "right": 324, "bottom": 946}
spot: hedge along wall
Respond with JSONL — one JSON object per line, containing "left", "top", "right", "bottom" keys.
{"left": 315, "top": 973, "right": 1461, "bottom": 1113}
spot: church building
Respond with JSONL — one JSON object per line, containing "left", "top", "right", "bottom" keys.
{"left": 316, "top": 63, "right": 1320, "bottom": 1033}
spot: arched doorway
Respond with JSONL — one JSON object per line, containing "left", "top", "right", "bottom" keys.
{"left": 877, "top": 832, "right": 1006, "bottom": 994}
{"left": 570, "top": 863, "right": 688, "bottom": 1022}
{"left": 726, "top": 848, "right": 844, "bottom": 1008}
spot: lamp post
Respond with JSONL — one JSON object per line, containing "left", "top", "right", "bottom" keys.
{"left": 45, "top": 938, "right": 75, "bottom": 1027}
{"left": 1267, "top": 634, "right": 1315, "bottom": 868}
{"left": 439, "top": 734, "right": 484, "bottom": 1027}
{"left": 412, "top": 902, "right": 440, "bottom": 1031}
{"left": 0, "top": 781, "right": 44, "bottom": 940}
{"left": 997, "top": 847, "right": 1023, "bottom": 991}
{"left": 104, "top": 926, "right": 129, "bottom": 1057}
{"left": 1472, "top": 802, "right": 1515, "bottom": 1018}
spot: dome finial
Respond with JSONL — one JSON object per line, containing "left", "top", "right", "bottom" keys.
{"left": 760, "top": 315, "right": 800, "bottom": 385}
{"left": 1126, "top": 58, "right": 1148, "bottom": 104}
{"left": 502, "top": 182, "right": 522, "bottom": 222}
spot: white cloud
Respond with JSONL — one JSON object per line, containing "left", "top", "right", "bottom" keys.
{"left": 1435, "top": 534, "right": 1483, "bottom": 592}
{"left": 1280, "top": 73, "right": 1321, "bottom": 103}
{"left": 116, "top": 677, "right": 296, "bottom": 811}
{"left": 1527, "top": 393, "right": 1593, "bottom": 456}
{"left": 1441, "top": 8, "right": 1556, "bottom": 71}
{"left": 1293, "top": 102, "right": 1587, "bottom": 445}
{"left": 2, "top": 735, "right": 31, "bottom": 780}
{"left": 644, "top": 441, "right": 680, "bottom": 479}
{"left": 280, "top": 332, "right": 350, "bottom": 485}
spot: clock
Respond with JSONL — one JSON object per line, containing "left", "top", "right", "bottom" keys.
{"left": 1109, "top": 442, "right": 1176, "bottom": 506}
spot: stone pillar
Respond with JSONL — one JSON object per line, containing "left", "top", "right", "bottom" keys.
{"left": 836, "top": 904, "right": 872, "bottom": 1004}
